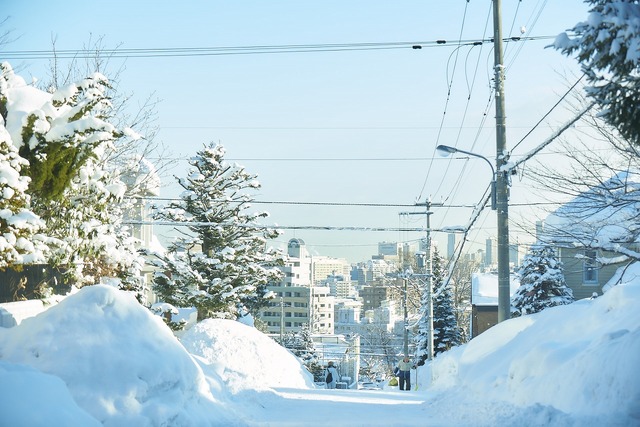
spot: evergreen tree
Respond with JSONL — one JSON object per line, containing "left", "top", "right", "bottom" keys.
{"left": 0, "top": 126, "right": 48, "bottom": 269}
{"left": 431, "top": 248, "right": 462, "bottom": 357}
{"left": 152, "top": 142, "right": 284, "bottom": 320}
{"left": 0, "top": 63, "right": 122, "bottom": 202}
{"left": 41, "top": 157, "right": 144, "bottom": 291}
{"left": 1, "top": 62, "right": 146, "bottom": 294}
{"left": 280, "top": 324, "right": 323, "bottom": 380}
{"left": 511, "top": 245, "right": 575, "bottom": 317}
{"left": 553, "top": 1, "right": 640, "bottom": 145}
{"left": 432, "top": 278, "right": 463, "bottom": 356}
{"left": 415, "top": 247, "right": 462, "bottom": 364}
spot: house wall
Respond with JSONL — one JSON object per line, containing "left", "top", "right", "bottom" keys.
{"left": 559, "top": 247, "right": 627, "bottom": 300}
{"left": 471, "top": 305, "right": 497, "bottom": 338}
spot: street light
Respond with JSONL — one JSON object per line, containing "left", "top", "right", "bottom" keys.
{"left": 436, "top": 144, "right": 496, "bottom": 210}
{"left": 436, "top": 144, "right": 510, "bottom": 324}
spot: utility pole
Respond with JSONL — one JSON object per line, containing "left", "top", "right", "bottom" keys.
{"left": 425, "top": 201, "right": 434, "bottom": 361}
{"left": 493, "top": 0, "right": 511, "bottom": 323}
{"left": 403, "top": 275, "right": 409, "bottom": 358}
{"left": 280, "top": 297, "right": 284, "bottom": 343}
{"left": 402, "top": 200, "right": 441, "bottom": 361}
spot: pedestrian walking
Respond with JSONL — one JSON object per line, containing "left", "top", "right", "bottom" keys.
{"left": 395, "top": 356, "right": 413, "bottom": 391}
{"left": 325, "top": 361, "right": 339, "bottom": 389}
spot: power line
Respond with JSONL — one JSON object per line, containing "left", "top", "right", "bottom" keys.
{"left": 126, "top": 220, "right": 458, "bottom": 233}
{"left": 137, "top": 197, "right": 477, "bottom": 209}
{"left": 2, "top": 36, "right": 556, "bottom": 59}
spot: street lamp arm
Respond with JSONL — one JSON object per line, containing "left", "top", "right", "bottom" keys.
{"left": 436, "top": 144, "right": 495, "bottom": 177}
{"left": 436, "top": 144, "right": 497, "bottom": 210}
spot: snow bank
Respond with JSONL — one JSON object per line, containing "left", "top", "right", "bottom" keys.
{"left": 426, "top": 280, "right": 640, "bottom": 423}
{"left": 0, "top": 285, "right": 236, "bottom": 426}
{"left": 180, "top": 318, "right": 316, "bottom": 393}
{"left": 0, "top": 361, "right": 100, "bottom": 427}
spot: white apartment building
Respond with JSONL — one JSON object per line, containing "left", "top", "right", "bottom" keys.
{"left": 259, "top": 238, "right": 335, "bottom": 335}
{"left": 324, "top": 274, "right": 356, "bottom": 299}
{"left": 334, "top": 299, "right": 363, "bottom": 336}
{"left": 311, "top": 255, "right": 351, "bottom": 285}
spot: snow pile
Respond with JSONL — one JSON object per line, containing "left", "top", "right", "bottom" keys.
{"left": 181, "top": 318, "right": 315, "bottom": 392}
{"left": 427, "top": 279, "right": 640, "bottom": 424}
{"left": 0, "top": 279, "right": 638, "bottom": 425}
{"left": 0, "top": 285, "right": 235, "bottom": 426}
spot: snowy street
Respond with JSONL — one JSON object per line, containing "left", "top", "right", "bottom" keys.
{"left": 239, "top": 387, "right": 428, "bottom": 426}
{"left": 0, "top": 280, "right": 638, "bottom": 426}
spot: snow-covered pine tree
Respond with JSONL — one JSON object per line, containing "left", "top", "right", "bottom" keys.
{"left": 0, "top": 125, "right": 48, "bottom": 269}
{"left": 552, "top": 1, "right": 640, "bottom": 145}
{"left": 431, "top": 248, "right": 462, "bottom": 357}
{"left": 511, "top": 245, "right": 574, "bottom": 317}
{"left": 42, "top": 157, "right": 144, "bottom": 292}
{"left": 280, "top": 323, "right": 322, "bottom": 380}
{"left": 1, "top": 62, "right": 146, "bottom": 294}
{"left": 0, "top": 63, "right": 123, "bottom": 202}
{"left": 416, "top": 247, "right": 461, "bottom": 364}
{"left": 152, "top": 142, "right": 284, "bottom": 320}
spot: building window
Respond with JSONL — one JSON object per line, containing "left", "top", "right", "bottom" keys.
{"left": 583, "top": 250, "right": 599, "bottom": 284}
{"left": 285, "top": 312, "right": 292, "bottom": 317}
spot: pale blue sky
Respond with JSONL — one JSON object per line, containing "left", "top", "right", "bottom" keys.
{"left": 3, "top": 1, "right": 590, "bottom": 262}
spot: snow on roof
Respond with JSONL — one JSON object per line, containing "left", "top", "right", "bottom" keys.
{"left": 543, "top": 170, "right": 640, "bottom": 246}
{"left": 602, "top": 260, "right": 640, "bottom": 292}
{"left": 471, "top": 272, "right": 520, "bottom": 306}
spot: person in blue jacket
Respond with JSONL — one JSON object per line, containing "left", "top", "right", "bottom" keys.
{"left": 395, "top": 356, "right": 413, "bottom": 391}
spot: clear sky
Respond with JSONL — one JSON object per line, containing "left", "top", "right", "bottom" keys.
{"left": 2, "top": 1, "right": 591, "bottom": 262}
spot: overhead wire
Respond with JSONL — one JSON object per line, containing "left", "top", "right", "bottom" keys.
{"left": 1, "top": 36, "right": 555, "bottom": 60}
{"left": 436, "top": 0, "right": 556, "bottom": 260}
{"left": 505, "top": 0, "right": 550, "bottom": 73}
{"left": 415, "top": 0, "right": 473, "bottom": 204}
{"left": 430, "top": 1, "right": 494, "bottom": 234}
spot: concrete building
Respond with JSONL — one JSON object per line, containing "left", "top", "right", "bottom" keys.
{"left": 378, "top": 242, "right": 400, "bottom": 257}
{"left": 334, "top": 299, "right": 363, "bottom": 336}
{"left": 311, "top": 256, "right": 350, "bottom": 285}
{"left": 359, "top": 281, "right": 388, "bottom": 313}
{"left": 324, "top": 274, "right": 356, "bottom": 299}
{"left": 259, "top": 238, "right": 336, "bottom": 335}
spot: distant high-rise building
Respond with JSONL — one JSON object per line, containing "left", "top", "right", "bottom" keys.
{"left": 378, "top": 241, "right": 400, "bottom": 257}
{"left": 447, "top": 233, "right": 456, "bottom": 260}
{"left": 485, "top": 238, "right": 497, "bottom": 267}
{"left": 536, "top": 221, "right": 545, "bottom": 243}
{"left": 509, "top": 243, "right": 520, "bottom": 268}
{"left": 311, "top": 256, "right": 350, "bottom": 285}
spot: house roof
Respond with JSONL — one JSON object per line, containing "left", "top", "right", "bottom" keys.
{"left": 543, "top": 170, "right": 640, "bottom": 247}
{"left": 471, "top": 272, "right": 520, "bottom": 306}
